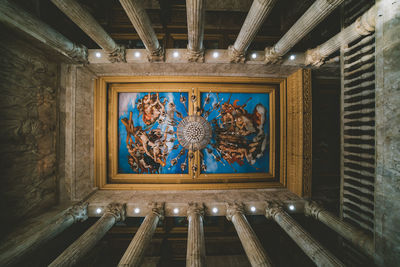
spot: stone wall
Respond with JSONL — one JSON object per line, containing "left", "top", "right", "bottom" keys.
{"left": 0, "top": 33, "right": 59, "bottom": 236}
{"left": 374, "top": 0, "right": 400, "bottom": 265}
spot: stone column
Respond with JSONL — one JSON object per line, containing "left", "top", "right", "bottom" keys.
{"left": 186, "top": 203, "right": 206, "bottom": 267}
{"left": 0, "top": 203, "right": 88, "bottom": 266}
{"left": 51, "top": 0, "right": 125, "bottom": 62}
{"left": 186, "top": 0, "right": 206, "bottom": 62}
{"left": 49, "top": 203, "right": 126, "bottom": 267}
{"left": 265, "top": 204, "right": 344, "bottom": 267}
{"left": 265, "top": 0, "right": 345, "bottom": 63}
{"left": 118, "top": 203, "right": 164, "bottom": 267}
{"left": 305, "top": 5, "right": 376, "bottom": 66}
{"left": 119, "top": 0, "right": 164, "bottom": 62}
{"left": 229, "top": 0, "right": 276, "bottom": 63}
{"left": 226, "top": 203, "right": 273, "bottom": 267}
{"left": 0, "top": 0, "right": 87, "bottom": 63}
{"left": 305, "top": 201, "right": 374, "bottom": 256}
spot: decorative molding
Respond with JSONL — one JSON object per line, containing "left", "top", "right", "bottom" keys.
{"left": 66, "top": 202, "right": 89, "bottom": 222}
{"left": 226, "top": 202, "right": 245, "bottom": 221}
{"left": 147, "top": 46, "right": 165, "bottom": 62}
{"left": 264, "top": 47, "right": 281, "bottom": 64}
{"left": 105, "top": 203, "right": 126, "bottom": 222}
{"left": 228, "top": 45, "right": 246, "bottom": 63}
{"left": 108, "top": 44, "right": 126, "bottom": 63}
{"left": 302, "top": 69, "right": 312, "bottom": 197}
{"left": 186, "top": 48, "right": 204, "bottom": 62}
{"left": 67, "top": 43, "right": 88, "bottom": 64}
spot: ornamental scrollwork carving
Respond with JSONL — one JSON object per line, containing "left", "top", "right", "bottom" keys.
{"left": 105, "top": 203, "right": 126, "bottom": 222}
{"left": 304, "top": 201, "right": 323, "bottom": 219}
{"left": 264, "top": 202, "right": 283, "bottom": 219}
{"left": 149, "top": 202, "right": 165, "bottom": 219}
{"left": 264, "top": 47, "right": 281, "bottom": 64}
{"left": 66, "top": 202, "right": 89, "bottom": 222}
{"left": 187, "top": 202, "right": 204, "bottom": 218}
{"left": 147, "top": 46, "right": 165, "bottom": 62}
{"left": 228, "top": 45, "right": 246, "bottom": 63}
{"left": 108, "top": 44, "right": 126, "bottom": 63}
{"left": 186, "top": 47, "right": 204, "bottom": 62}
{"left": 226, "top": 202, "right": 245, "bottom": 221}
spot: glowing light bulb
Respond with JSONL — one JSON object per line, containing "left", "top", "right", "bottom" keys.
{"left": 173, "top": 208, "right": 179, "bottom": 214}
{"left": 212, "top": 207, "right": 218, "bottom": 213}
{"left": 96, "top": 208, "right": 102, "bottom": 214}
{"left": 134, "top": 52, "right": 141, "bottom": 58}
{"left": 289, "top": 204, "right": 295, "bottom": 211}
{"left": 95, "top": 52, "right": 101, "bottom": 58}
{"left": 250, "top": 206, "right": 256, "bottom": 212}
{"left": 134, "top": 208, "right": 140, "bottom": 214}
{"left": 289, "top": 54, "right": 296, "bottom": 60}
{"left": 173, "top": 51, "right": 179, "bottom": 58}
{"left": 213, "top": 52, "right": 219, "bottom": 58}
{"left": 251, "top": 53, "right": 257, "bottom": 59}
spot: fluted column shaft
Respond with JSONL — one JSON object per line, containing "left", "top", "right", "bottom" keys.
{"left": 51, "top": 0, "right": 125, "bottom": 62}
{"left": 229, "top": 0, "right": 276, "bottom": 63}
{"left": 266, "top": 205, "right": 344, "bottom": 267}
{"left": 305, "top": 5, "right": 376, "bottom": 66}
{"left": 305, "top": 201, "right": 374, "bottom": 256}
{"left": 119, "top": 0, "right": 163, "bottom": 62}
{"left": 118, "top": 203, "right": 164, "bottom": 267}
{"left": 186, "top": 0, "right": 206, "bottom": 62}
{"left": 0, "top": 0, "right": 87, "bottom": 63}
{"left": 49, "top": 203, "right": 126, "bottom": 267}
{"left": 186, "top": 203, "right": 206, "bottom": 267}
{"left": 265, "top": 0, "right": 344, "bottom": 63}
{"left": 227, "top": 203, "right": 273, "bottom": 267}
{"left": 0, "top": 203, "right": 88, "bottom": 267}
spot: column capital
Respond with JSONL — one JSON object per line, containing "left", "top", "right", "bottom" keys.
{"left": 354, "top": 5, "right": 376, "bottom": 36}
{"left": 226, "top": 202, "right": 245, "bottom": 221}
{"left": 305, "top": 47, "right": 325, "bottom": 67}
{"left": 228, "top": 45, "right": 246, "bottom": 63}
{"left": 108, "top": 44, "right": 126, "bottom": 63}
{"left": 67, "top": 43, "right": 88, "bottom": 64}
{"left": 105, "top": 203, "right": 126, "bottom": 222}
{"left": 264, "top": 47, "right": 281, "bottom": 64}
{"left": 304, "top": 201, "right": 323, "bottom": 219}
{"left": 265, "top": 202, "right": 284, "bottom": 219}
{"left": 186, "top": 48, "right": 205, "bottom": 62}
{"left": 66, "top": 202, "right": 89, "bottom": 222}
{"left": 187, "top": 202, "right": 204, "bottom": 217}
{"left": 149, "top": 202, "right": 164, "bottom": 219}
{"left": 147, "top": 46, "right": 165, "bottom": 62}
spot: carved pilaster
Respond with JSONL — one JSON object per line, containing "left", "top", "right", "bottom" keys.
{"left": 0, "top": 0, "right": 88, "bottom": 64}
{"left": 118, "top": 202, "right": 164, "bottom": 267}
{"left": 265, "top": 203, "right": 345, "bottom": 267}
{"left": 187, "top": 203, "right": 205, "bottom": 267}
{"left": 186, "top": 0, "right": 205, "bottom": 62}
{"left": 147, "top": 46, "right": 165, "bottom": 62}
{"left": 226, "top": 203, "right": 273, "bottom": 267}
{"left": 228, "top": 45, "right": 246, "bottom": 63}
{"left": 49, "top": 202, "right": 126, "bottom": 267}
{"left": 265, "top": 0, "right": 344, "bottom": 63}
{"left": 119, "top": 0, "right": 164, "bottom": 62}
{"left": 305, "top": 5, "right": 376, "bottom": 67}
{"left": 230, "top": 0, "right": 276, "bottom": 63}
{"left": 264, "top": 47, "right": 281, "bottom": 64}
{"left": 65, "top": 202, "right": 89, "bottom": 222}
{"left": 304, "top": 201, "right": 374, "bottom": 256}
{"left": 51, "top": 0, "right": 125, "bottom": 63}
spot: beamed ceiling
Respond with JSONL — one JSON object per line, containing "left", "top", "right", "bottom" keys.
{"left": 14, "top": 0, "right": 340, "bottom": 54}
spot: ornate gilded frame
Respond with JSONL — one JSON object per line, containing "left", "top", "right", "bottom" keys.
{"left": 95, "top": 76, "right": 288, "bottom": 190}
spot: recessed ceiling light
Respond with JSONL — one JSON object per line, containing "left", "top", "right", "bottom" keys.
{"left": 213, "top": 52, "right": 219, "bottom": 58}
{"left": 289, "top": 54, "right": 296, "bottom": 60}
{"left": 250, "top": 206, "right": 256, "bottom": 212}
{"left": 134, "top": 52, "right": 141, "bottom": 58}
{"left": 289, "top": 204, "right": 295, "bottom": 211}
{"left": 251, "top": 53, "right": 257, "bottom": 59}
{"left": 96, "top": 208, "right": 102, "bottom": 214}
{"left": 212, "top": 207, "right": 218, "bottom": 213}
{"left": 95, "top": 52, "right": 101, "bottom": 58}
{"left": 173, "top": 208, "right": 179, "bottom": 214}
{"left": 173, "top": 51, "right": 179, "bottom": 58}
{"left": 134, "top": 208, "right": 140, "bottom": 214}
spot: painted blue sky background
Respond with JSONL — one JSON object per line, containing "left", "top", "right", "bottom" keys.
{"left": 201, "top": 92, "right": 270, "bottom": 174}
{"left": 118, "top": 92, "right": 188, "bottom": 174}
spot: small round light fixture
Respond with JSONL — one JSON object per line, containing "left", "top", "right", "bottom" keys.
{"left": 134, "top": 208, "right": 140, "bottom": 214}
{"left": 96, "top": 208, "right": 102, "bottom": 214}
{"left": 289, "top": 54, "right": 296, "bottom": 60}
{"left": 134, "top": 52, "right": 141, "bottom": 58}
{"left": 250, "top": 206, "right": 256, "bottom": 212}
{"left": 213, "top": 52, "right": 219, "bottom": 58}
{"left": 95, "top": 52, "right": 101, "bottom": 58}
{"left": 173, "top": 51, "right": 179, "bottom": 58}
{"left": 251, "top": 53, "right": 257, "bottom": 59}
{"left": 173, "top": 208, "right": 179, "bottom": 214}
{"left": 212, "top": 207, "right": 218, "bottom": 214}
{"left": 289, "top": 204, "right": 295, "bottom": 211}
